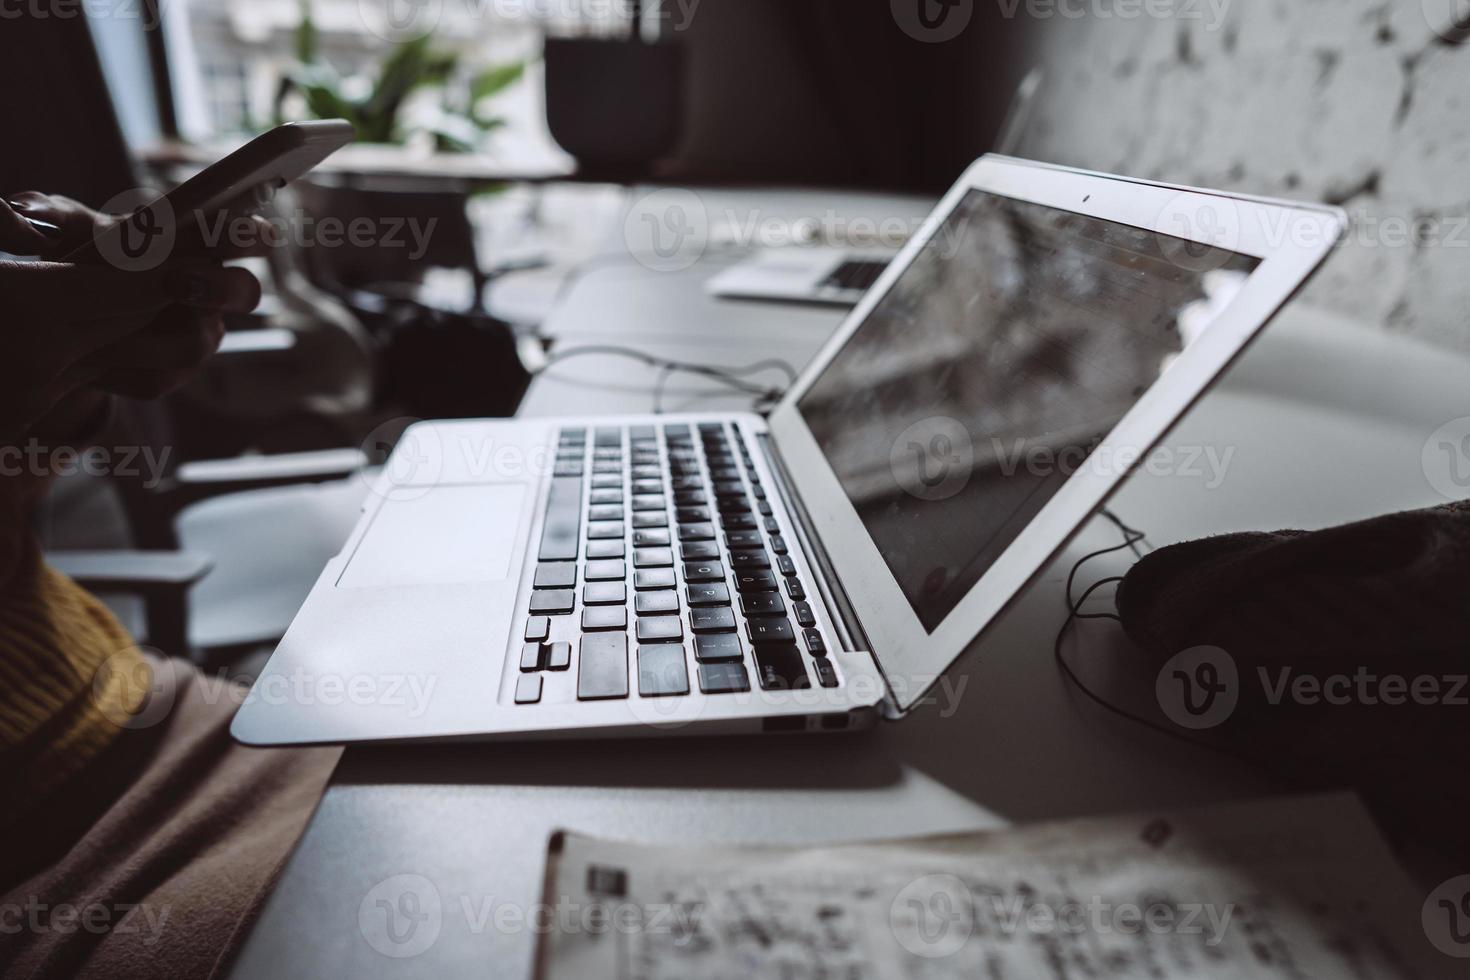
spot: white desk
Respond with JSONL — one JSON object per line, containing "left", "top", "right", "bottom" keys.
{"left": 226, "top": 189, "right": 1470, "bottom": 979}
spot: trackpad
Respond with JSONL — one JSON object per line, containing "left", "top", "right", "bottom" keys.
{"left": 338, "top": 484, "right": 527, "bottom": 589}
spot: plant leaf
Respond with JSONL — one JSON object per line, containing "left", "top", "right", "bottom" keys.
{"left": 469, "top": 62, "right": 525, "bottom": 103}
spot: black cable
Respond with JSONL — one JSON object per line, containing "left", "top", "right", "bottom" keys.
{"left": 539, "top": 344, "right": 796, "bottom": 415}
{"left": 1053, "top": 514, "right": 1266, "bottom": 766}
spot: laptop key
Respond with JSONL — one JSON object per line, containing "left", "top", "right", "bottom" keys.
{"left": 546, "top": 642, "right": 572, "bottom": 671}
{"left": 813, "top": 657, "right": 839, "bottom": 688}
{"left": 588, "top": 521, "right": 626, "bottom": 540}
{"left": 786, "top": 578, "right": 807, "bottom": 601}
{"left": 793, "top": 601, "right": 816, "bottom": 627}
{"left": 636, "top": 616, "right": 683, "bottom": 642}
{"left": 722, "top": 513, "right": 758, "bottom": 530}
{"left": 586, "top": 560, "right": 626, "bottom": 581}
{"left": 740, "top": 594, "right": 785, "bottom": 617}
{"left": 638, "top": 644, "right": 690, "bottom": 697}
{"left": 635, "top": 591, "right": 679, "bottom": 616}
{"left": 534, "top": 563, "right": 577, "bottom": 590}
{"left": 687, "top": 583, "right": 731, "bottom": 606}
{"left": 753, "top": 644, "right": 811, "bottom": 691}
{"left": 676, "top": 507, "right": 711, "bottom": 523}
{"left": 690, "top": 607, "right": 737, "bottom": 633}
{"left": 583, "top": 606, "right": 628, "bottom": 631}
{"left": 632, "top": 494, "right": 666, "bottom": 511}
{"left": 530, "top": 590, "right": 574, "bottom": 615}
{"left": 634, "top": 547, "right": 674, "bottom": 568}
{"left": 729, "top": 549, "right": 769, "bottom": 569}
{"left": 632, "top": 512, "right": 669, "bottom": 528}
{"left": 681, "top": 541, "right": 720, "bottom": 561}
{"left": 683, "top": 561, "right": 725, "bottom": 583}
{"left": 735, "top": 570, "right": 779, "bottom": 593}
{"left": 769, "top": 535, "right": 788, "bottom": 554}
{"left": 746, "top": 617, "right": 795, "bottom": 645}
{"left": 589, "top": 505, "right": 624, "bottom": 522}
{"left": 698, "top": 662, "right": 750, "bottom": 694}
{"left": 632, "top": 480, "right": 663, "bottom": 494}
{"left": 591, "top": 474, "right": 621, "bottom": 488}
{"left": 589, "top": 489, "right": 623, "bottom": 505}
{"left": 633, "top": 528, "right": 671, "bottom": 547}
{"left": 776, "top": 555, "right": 798, "bottom": 577}
{"left": 725, "top": 530, "right": 762, "bottom": 548}
{"left": 520, "top": 642, "right": 544, "bottom": 672}
{"left": 514, "top": 674, "right": 543, "bottom": 704}
{"left": 635, "top": 568, "right": 677, "bottom": 591}
{"left": 537, "top": 476, "right": 582, "bottom": 562}
{"left": 584, "top": 582, "right": 627, "bottom": 605}
{"left": 578, "top": 634, "right": 629, "bottom": 700}
{"left": 587, "top": 539, "right": 625, "bottom": 559}
{"left": 554, "top": 461, "right": 583, "bottom": 477}
{"left": 525, "top": 617, "right": 550, "bottom": 642}
{"left": 803, "top": 629, "right": 828, "bottom": 657}
{"left": 678, "top": 523, "right": 715, "bottom": 541}
{"left": 694, "top": 633, "right": 743, "bottom": 663}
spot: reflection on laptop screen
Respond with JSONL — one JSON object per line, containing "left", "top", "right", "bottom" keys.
{"left": 798, "top": 190, "right": 1261, "bottom": 632}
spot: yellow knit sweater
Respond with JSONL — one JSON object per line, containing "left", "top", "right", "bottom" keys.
{"left": 0, "top": 529, "right": 146, "bottom": 829}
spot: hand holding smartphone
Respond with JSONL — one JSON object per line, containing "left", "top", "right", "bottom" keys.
{"left": 66, "top": 119, "right": 354, "bottom": 270}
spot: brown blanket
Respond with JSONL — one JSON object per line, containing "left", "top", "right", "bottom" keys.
{"left": 1, "top": 655, "right": 340, "bottom": 980}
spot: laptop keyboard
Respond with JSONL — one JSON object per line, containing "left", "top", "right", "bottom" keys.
{"left": 819, "top": 259, "right": 887, "bottom": 294}
{"left": 513, "top": 422, "right": 839, "bottom": 706}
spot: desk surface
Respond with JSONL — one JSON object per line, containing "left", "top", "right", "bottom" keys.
{"left": 227, "top": 188, "right": 1470, "bottom": 979}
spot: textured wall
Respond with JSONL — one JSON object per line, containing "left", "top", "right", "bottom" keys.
{"left": 1014, "top": 0, "right": 1470, "bottom": 353}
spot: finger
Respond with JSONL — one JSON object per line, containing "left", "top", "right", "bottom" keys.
{"left": 175, "top": 213, "right": 280, "bottom": 260}
{"left": 2, "top": 260, "right": 175, "bottom": 328}
{"left": 165, "top": 265, "right": 262, "bottom": 314}
{"left": 87, "top": 309, "right": 226, "bottom": 374}
{"left": 0, "top": 198, "right": 63, "bottom": 255}
{"left": 84, "top": 311, "right": 226, "bottom": 400}
{"left": 6, "top": 192, "right": 106, "bottom": 255}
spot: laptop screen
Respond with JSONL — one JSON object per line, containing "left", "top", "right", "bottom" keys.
{"left": 798, "top": 189, "right": 1261, "bottom": 632}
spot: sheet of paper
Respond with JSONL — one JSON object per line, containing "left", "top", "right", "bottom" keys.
{"left": 533, "top": 793, "right": 1447, "bottom": 979}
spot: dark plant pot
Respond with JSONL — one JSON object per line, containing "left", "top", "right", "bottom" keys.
{"left": 543, "top": 37, "right": 685, "bottom": 179}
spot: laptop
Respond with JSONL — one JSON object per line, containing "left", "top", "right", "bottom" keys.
{"left": 706, "top": 247, "right": 894, "bottom": 307}
{"left": 231, "top": 156, "right": 1344, "bottom": 746}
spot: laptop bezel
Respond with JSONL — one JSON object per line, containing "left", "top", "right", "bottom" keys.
{"left": 766, "top": 154, "right": 1346, "bottom": 716}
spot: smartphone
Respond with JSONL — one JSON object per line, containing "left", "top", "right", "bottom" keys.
{"left": 69, "top": 119, "right": 355, "bottom": 269}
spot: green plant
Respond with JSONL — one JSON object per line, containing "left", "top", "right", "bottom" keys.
{"left": 275, "top": 1, "right": 525, "bottom": 152}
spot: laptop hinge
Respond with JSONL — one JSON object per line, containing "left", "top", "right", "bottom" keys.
{"left": 755, "top": 433, "right": 904, "bottom": 720}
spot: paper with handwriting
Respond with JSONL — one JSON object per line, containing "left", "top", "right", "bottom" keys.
{"left": 533, "top": 793, "right": 1447, "bottom": 979}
